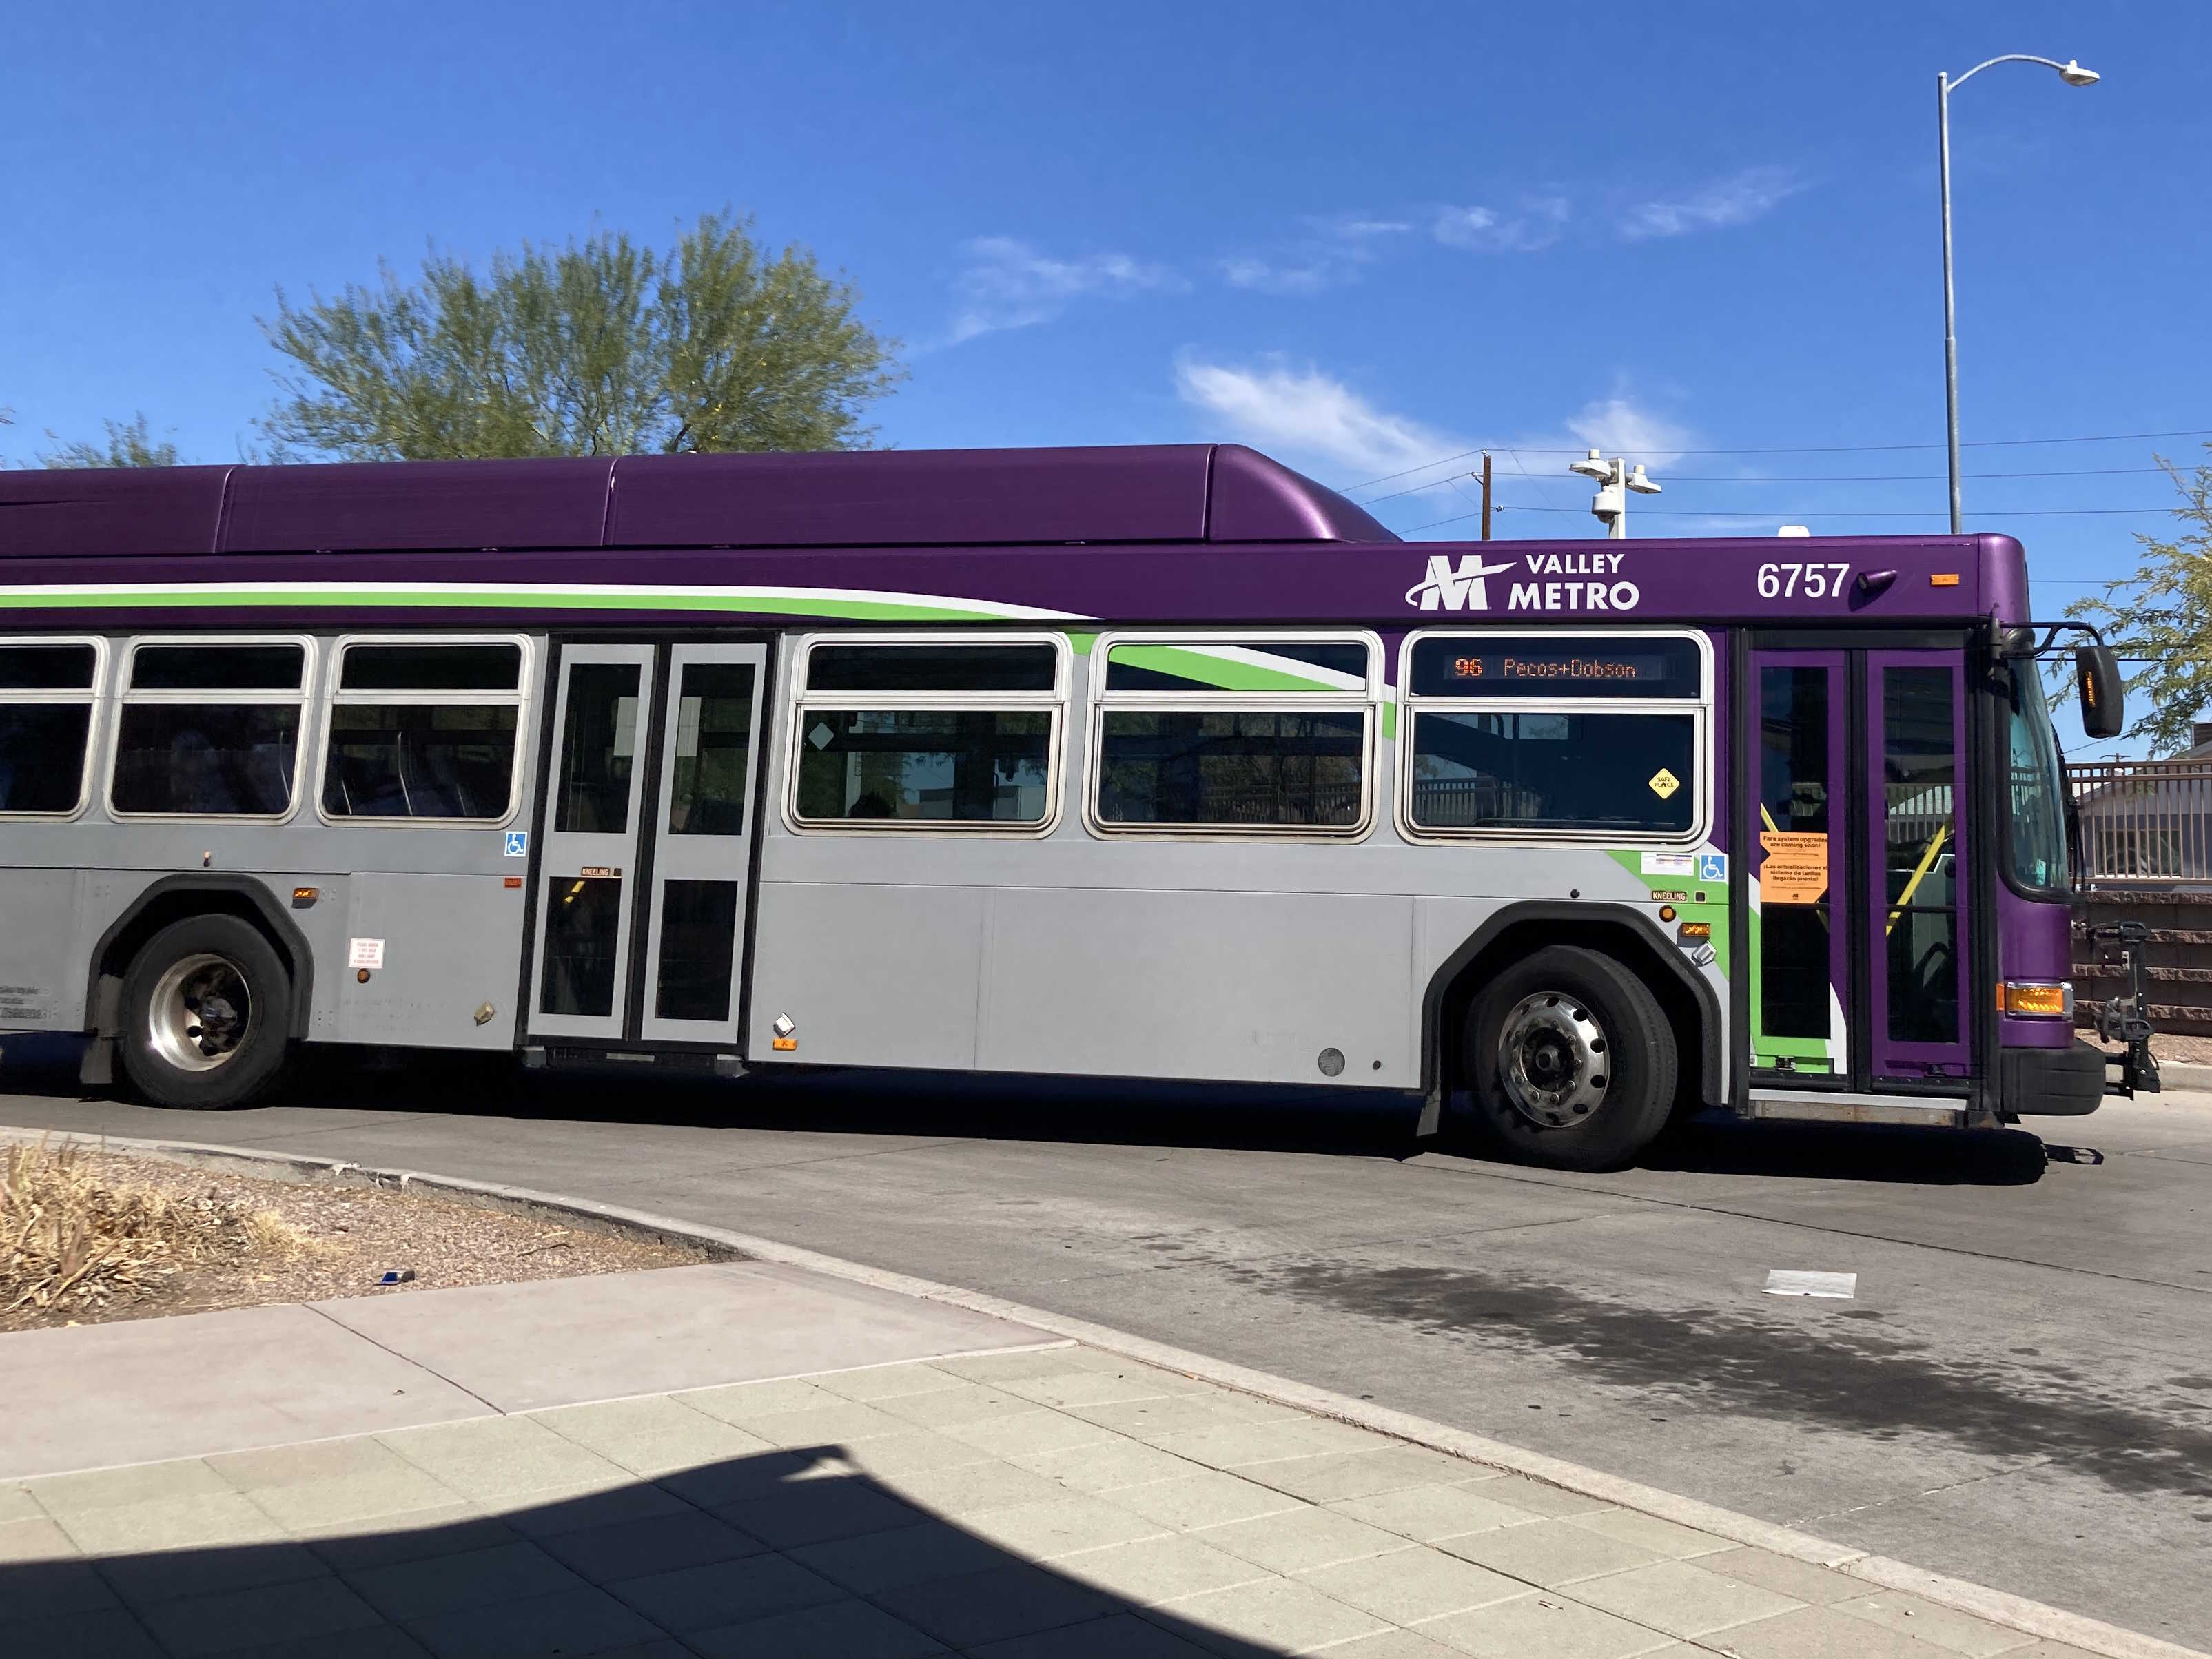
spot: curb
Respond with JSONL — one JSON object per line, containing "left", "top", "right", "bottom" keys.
{"left": 6, "top": 1124, "right": 2202, "bottom": 1659}
{"left": 2158, "top": 1060, "right": 2212, "bottom": 1091}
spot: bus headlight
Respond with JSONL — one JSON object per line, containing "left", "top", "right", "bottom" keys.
{"left": 2000, "top": 980, "right": 2073, "bottom": 1018}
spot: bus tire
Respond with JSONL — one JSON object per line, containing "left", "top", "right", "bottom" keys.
{"left": 119, "top": 914, "right": 293, "bottom": 1109}
{"left": 1459, "top": 945, "right": 1677, "bottom": 1171}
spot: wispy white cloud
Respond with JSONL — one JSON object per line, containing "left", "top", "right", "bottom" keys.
{"left": 1431, "top": 196, "right": 1570, "bottom": 254}
{"left": 1617, "top": 166, "right": 1803, "bottom": 240}
{"left": 1220, "top": 214, "right": 1413, "bottom": 296}
{"left": 1564, "top": 395, "right": 1694, "bottom": 466}
{"left": 945, "top": 237, "right": 1185, "bottom": 345}
{"left": 1172, "top": 355, "right": 1462, "bottom": 480}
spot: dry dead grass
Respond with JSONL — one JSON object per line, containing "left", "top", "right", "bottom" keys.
{"left": 1, "top": 1135, "right": 327, "bottom": 1320}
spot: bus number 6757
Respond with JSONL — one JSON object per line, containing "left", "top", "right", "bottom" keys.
{"left": 1758, "top": 561, "right": 1851, "bottom": 599}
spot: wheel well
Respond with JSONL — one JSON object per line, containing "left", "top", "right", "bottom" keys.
{"left": 85, "top": 878, "right": 311, "bottom": 1043}
{"left": 1429, "top": 914, "right": 1717, "bottom": 1113}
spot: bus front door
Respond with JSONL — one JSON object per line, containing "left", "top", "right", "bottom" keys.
{"left": 1744, "top": 646, "right": 1971, "bottom": 1103}
{"left": 527, "top": 641, "right": 767, "bottom": 1054}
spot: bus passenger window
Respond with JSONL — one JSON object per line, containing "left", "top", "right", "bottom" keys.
{"left": 790, "top": 638, "right": 1063, "bottom": 830}
{"left": 110, "top": 641, "right": 309, "bottom": 819}
{"left": 0, "top": 641, "right": 100, "bottom": 816}
{"left": 321, "top": 639, "right": 527, "bottom": 824}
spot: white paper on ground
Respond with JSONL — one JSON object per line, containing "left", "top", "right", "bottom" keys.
{"left": 1764, "top": 1270, "right": 1858, "bottom": 1299}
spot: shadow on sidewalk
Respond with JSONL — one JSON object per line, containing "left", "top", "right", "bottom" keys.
{"left": 4, "top": 1443, "right": 1299, "bottom": 1658}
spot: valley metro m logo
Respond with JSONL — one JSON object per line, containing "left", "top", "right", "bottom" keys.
{"left": 1405, "top": 554, "right": 1519, "bottom": 611}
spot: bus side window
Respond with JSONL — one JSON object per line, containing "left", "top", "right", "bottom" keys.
{"left": 110, "top": 640, "right": 311, "bottom": 821}
{"left": 0, "top": 640, "right": 101, "bottom": 817}
{"left": 319, "top": 638, "right": 529, "bottom": 826}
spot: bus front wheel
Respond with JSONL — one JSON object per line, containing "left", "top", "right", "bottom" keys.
{"left": 119, "top": 915, "right": 294, "bottom": 1109}
{"left": 1458, "top": 945, "right": 1677, "bottom": 1171}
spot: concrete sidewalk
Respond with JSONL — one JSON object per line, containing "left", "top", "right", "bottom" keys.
{"left": 0, "top": 1264, "right": 2131, "bottom": 1658}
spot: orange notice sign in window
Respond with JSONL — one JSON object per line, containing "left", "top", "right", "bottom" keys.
{"left": 1758, "top": 830, "right": 1830, "bottom": 905}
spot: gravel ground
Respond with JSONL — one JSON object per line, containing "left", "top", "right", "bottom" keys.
{"left": 1, "top": 1148, "right": 710, "bottom": 1332}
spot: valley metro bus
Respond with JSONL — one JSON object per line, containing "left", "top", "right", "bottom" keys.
{"left": 0, "top": 444, "right": 2145, "bottom": 1168}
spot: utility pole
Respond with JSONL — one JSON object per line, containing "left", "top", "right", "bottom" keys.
{"left": 1480, "top": 452, "right": 1493, "bottom": 541}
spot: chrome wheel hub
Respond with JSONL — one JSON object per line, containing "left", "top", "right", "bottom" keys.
{"left": 147, "top": 953, "right": 252, "bottom": 1073}
{"left": 1497, "top": 991, "right": 1609, "bottom": 1129}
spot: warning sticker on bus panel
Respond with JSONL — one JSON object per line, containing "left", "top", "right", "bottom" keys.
{"left": 1641, "top": 852, "right": 1694, "bottom": 877}
{"left": 1757, "top": 831, "right": 1830, "bottom": 905}
{"left": 347, "top": 938, "right": 386, "bottom": 970}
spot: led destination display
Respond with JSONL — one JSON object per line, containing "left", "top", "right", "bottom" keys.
{"left": 1408, "top": 636, "right": 1702, "bottom": 699}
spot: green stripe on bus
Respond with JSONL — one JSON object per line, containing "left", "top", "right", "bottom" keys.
{"left": 1107, "top": 643, "right": 1353, "bottom": 695}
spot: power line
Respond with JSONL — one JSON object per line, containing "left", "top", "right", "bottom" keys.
{"left": 1364, "top": 463, "right": 2169, "bottom": 505}
{"left": 1410, "top": 504, "right": 2178, "bottom": 531}
{"left": 1342, "top": 428, "right": 2212, "bottom": 495}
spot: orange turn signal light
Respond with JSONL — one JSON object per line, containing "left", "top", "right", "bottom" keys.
{"left": 2000, "top": 980, "right": 2071, "bottom": 1018}
{"left": 1931, "top": 573, "right": 1961, "bottom": 587}
{"left": 1677, "top": 921, "right": 1712, "bottom": 942}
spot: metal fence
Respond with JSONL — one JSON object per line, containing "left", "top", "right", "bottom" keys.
{"left": 2067, "top": 759, "right": 2212, "bottom": 886}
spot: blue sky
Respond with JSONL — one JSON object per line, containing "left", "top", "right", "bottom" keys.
{"left": 5, "top": 1, "right": 2207, "bottom": 750}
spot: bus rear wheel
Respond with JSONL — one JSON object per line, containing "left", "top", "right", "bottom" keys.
{"left": 120, "top": 915, "right": 293, "bottom": 1109}
{"left": 1458, "top": 945, "right": 1676, "bottom": 1171}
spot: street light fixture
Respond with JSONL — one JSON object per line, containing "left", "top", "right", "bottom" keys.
{"left": 1938, "top": 54, "right": 2099, "bottom": 533}
{"left": 1569, "top": 449, "right": 1661, "bottom": 539}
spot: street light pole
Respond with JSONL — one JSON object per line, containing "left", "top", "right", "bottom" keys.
{"left": 1934, "top": 53, "right": 2099, "bottom": 535}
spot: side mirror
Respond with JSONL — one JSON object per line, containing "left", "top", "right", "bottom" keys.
{"left": 2077, "top": 643, "right": 2124, "bottom": 740}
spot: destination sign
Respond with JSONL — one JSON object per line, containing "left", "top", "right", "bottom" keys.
{"left": 1408, "top": 636, "right": 1703, "bottom": 699}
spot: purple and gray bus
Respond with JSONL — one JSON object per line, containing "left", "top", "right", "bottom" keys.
{"left": 0, "top": 444, "right": 2142, "bottom": 1166}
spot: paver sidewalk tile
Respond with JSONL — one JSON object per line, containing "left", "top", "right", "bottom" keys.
{"left": 0, "top": 1511, "right": 79, "bottom": 1563}
{"left": 534, "top": 1509, "right": 762, "bottom": 1585}
{"left": 657, "top": 1448, "right": 840, "bottom": 1509}
{"left": 928, "top": 1345, "right": 1109, "bottom": 1383}
{"left": 214, "top": 1441, "right": 465, "bottom": 1534}
{"left": 875, "top": 1558, "right": 1121, "bottom": 1647}
{"left": 1567, "top": 1509, "right": 1734, "bottom": 1561}
{"left": 997, "top": 1365, "right": 1215, "bottom": 1410}
{"left": 722, "top": 1399, "right": 916, "bottom": 1449}
{"left": 1297, "top": 1543, "right": 1525, "bottom": 1624}
{"left": 1111, "top": 1470, "right": 1306, "bottom": 1529}
{"left": 495, "top": 1481, "right": 695, "bottom": 1540}
{"left": 1475, "top": 1476, "right": 1615, "bottom": 1518}
{"left": 1238, "top": 1446, "right": 1494, "bottom": 1505}
{"left": 3, "top": 1606, "right": 166, "bottom": 1658}
{"left": 0, "top": 1483, "right": 45, "bottom": 1524}
{"left": 1069, "top": 1394, "right": 1304, "bottom": 1440}
{"left": 345, "top": 1538, "right": 588, "bottom": 1621}
{"left": 790, "top": 1518, "right": 1011, "bottom": 1594}
{"left": 303, "top": 1505, "right": 518, "bottom": 1569}
{"left": 223, "top": 1630, "right": 437, "bottom": 1659}
{"left": 1155, "top": 1418, "right": 1389, "bottom": 1470}
{"left": 96, "top": 1536, "right": 331, "bottom": 1609}
{"left": 29, "top": 1456, "right": 233, "bottom": 1514}
{"left": 2000, "top": 1643, "right": 2109, "bottom": 1658}
{"left": 1716, "top": 1603, "right": 1980, "bottom": 1658}
{"left": 679, "top": 1377, "right": 844, "bottom": 1425}
{"left": 1698, "top": 1547, "right": 1865, "bottom": 1607}
{"left": 1006, "top": 1436, "right": 1194, "bottom": 1493}
{"left": 1311, "top": 1627, "right": 1485, "bottom": 1658}
{"left": 872, "top": 1382, "right": 1038, "bottom": 1431}
{"left": 836, "top": 1428, "right": 1000, "bottom": 1477}
{"left": 963, "top": 1491, "right": 1169, "bottom": 1558}
{"left": 710, "top": 1477, "right": 930, "bottom": 1549}
{"left": 402, "top": 1583, "right": 659, "bottom": 1658}
{"left": 529, "top": 1397, "right": 775, "bottom": 1476}
{"left": 810, "top": 1362, "right": 972, "bottom": 1404}
{"left": 688, "top": 1594, "right": 948, "bottom": 1658}
{"left": 1570, "top": 1558, "right": 1803, "bottom": 1637}
{"left": 939, "top": 1407, "right": 1122, "bottom": 1459}
{"left": 135, "top": 1574, "right": 385, "bottom": 1658}
{"left": 377, "top": 1417, "right": 631, "bottom": 1505}
{"left": 606, "top": 1550, "right": 842, "bottom": 1631}
{"left": 1329, "top": 1481, "right": 1553, "bottom": 1542}
{"left": 0, "top": 1551, "right": 119, "bottom": 1622}
{"left": 869, "top": 1454, "right": 1070, "bottom": 1515}
{"left": 970, "top": 1609, "right": 1222, "bottom": 1658}
{"left": 1165, "top": 1573, "right": 1390, "bottom": 1653}
{"left": 1834, "top": 1590, "right": 2042, "bottom": 1657}
{"left": 1055, "top": 1531, "right": 1271, "bottom": 1604}
{"left": 53, "top": 1488, "right": 287, "bottom": 1556}
{"left": 1195, "top": 1504, "right": 1406, "bottom": 1574}
{"left": 1439, "top": 1515, "right": 1666, "bottom": 1587}
{"left": 1420, "top": 1589, "right": 1680, "bottom": 1658}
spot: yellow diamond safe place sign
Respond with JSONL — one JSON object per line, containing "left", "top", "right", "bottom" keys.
{"left": 1648, "top": 767, "right": 1681, "bottom": 800}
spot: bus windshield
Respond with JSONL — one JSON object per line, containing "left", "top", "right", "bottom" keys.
{"left": 2005, "top": 658, "right": 2069, "bottom": 892}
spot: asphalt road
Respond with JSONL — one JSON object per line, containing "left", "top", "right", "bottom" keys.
{"left": 3, "top": 1046, "right": 2208, "bottom": 1649}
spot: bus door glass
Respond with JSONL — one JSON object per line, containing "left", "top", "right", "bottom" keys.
{"left": 529, "top": 641, "right": 766, "bottom": 1048}
{"left": 1866, "top": 652, "right": 1969, "bottom": 1080}
{"left": 1748, "top": 651, "right": 1848, "bottom": 1079}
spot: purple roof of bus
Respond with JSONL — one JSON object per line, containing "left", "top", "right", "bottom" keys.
{"left": 0, "top": 444, "right": 1393, "bottom": 557}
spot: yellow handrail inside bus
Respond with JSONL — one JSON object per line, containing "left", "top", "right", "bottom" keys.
{"left": 1885, "top": 821, "right": 1949, "bottom": 936}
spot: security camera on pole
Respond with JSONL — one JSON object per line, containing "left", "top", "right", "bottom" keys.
{"left": 1568, "top": 450, "right": 1661, "bottom": 538}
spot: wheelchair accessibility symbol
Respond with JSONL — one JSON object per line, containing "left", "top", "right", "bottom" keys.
{"left": 504, "top": 831, "right": 529, "bottom": 858}
{"left": 1698, "top": 852, "right": 1727, "bottom": 883}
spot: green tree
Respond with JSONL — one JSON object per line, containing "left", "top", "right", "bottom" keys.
{"left": 38, "top": 413, "right": 182, "bottom": 468}
{"left": 2069, "top": 444, "right": 2212, "bottom": 754}
{"left": 260, "top": 213, "right": 902, "bottom": 460}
